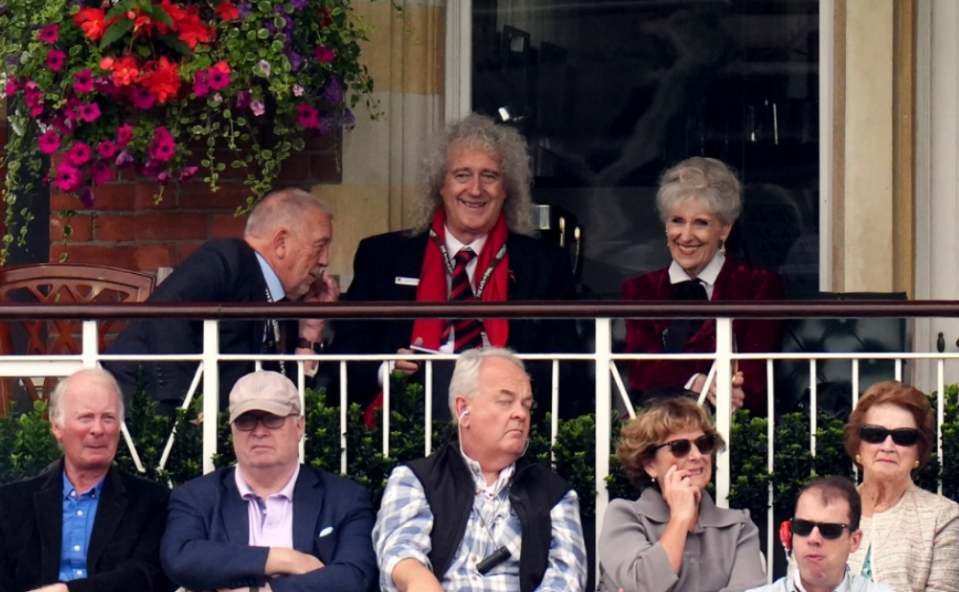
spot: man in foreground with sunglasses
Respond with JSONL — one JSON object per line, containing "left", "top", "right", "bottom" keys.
{"left": 747, "top": 476, "right": 895, "bottom": 592}
{"left": 161, "top": 371, "right": 378, "bottom": 592}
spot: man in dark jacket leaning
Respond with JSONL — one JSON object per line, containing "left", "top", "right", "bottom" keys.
{"left": 372, "top": 347, "right": 587, "bottom": 592}
{"left": 0, "top": 368, "right": 170, "bottom": 592}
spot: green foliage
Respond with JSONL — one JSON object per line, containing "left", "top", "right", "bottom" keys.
{"left": 8, "top": 380, "right": 959, "bottom": 527}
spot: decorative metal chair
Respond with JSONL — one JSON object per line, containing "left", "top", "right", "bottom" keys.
{"left": 0, "top": 263, "right": 155, "bottom": 414}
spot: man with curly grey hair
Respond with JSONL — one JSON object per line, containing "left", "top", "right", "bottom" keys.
{"left": 333, "top": 113, "right": 579, "bottom": 418}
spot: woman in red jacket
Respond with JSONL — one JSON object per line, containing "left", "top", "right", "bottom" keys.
{"left": 623, "top": 157, "right": 783, "bottom": 415}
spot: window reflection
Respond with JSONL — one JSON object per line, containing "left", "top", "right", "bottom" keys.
{"left": 472, "top": 0, "right": 820, "bottom": 298}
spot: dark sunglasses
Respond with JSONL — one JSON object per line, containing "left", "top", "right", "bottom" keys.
{"left": 234, "top": 413, "right": 291, "bottom": 432}
{"left": 859, "top": 424, "right": 922, "bottom": 447}
{"left": 790, "top": 518, "right": 854, "bottom": 540}
{"left": 650, "top": 433, "right": 719, "bottom": 457}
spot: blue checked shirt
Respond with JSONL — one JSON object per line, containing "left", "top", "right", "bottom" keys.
{"left": 373, "top": 462, "right": 587, "bottom": 592}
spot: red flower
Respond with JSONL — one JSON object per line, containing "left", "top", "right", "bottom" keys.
{"left": 297, "top": 104, "right": 319, "bottom": 128}
{"left": 90, "top": 161, "right": 114, "bottom": 185}
{"left": 46, "top": 49, "right": 66, "bottom": 71}
{"left": 97, "top": 140, "right": 119, "bottom": 159}
{"left": 67, "top": 142, "right": 92, "bottom": 166}
{"left": 212, "top": 61, "right": 230, "bottom": 74}
{"left": 177, "top": 13, "right": 211, "bottom": 49}
{"left": 54, "top": 163, "right": 82, "bottom": 192}
{"left": 156, "top": 0, "right": 187, "bottom": 34}
{"left": 78, "top": 102, "right": 101, "bottom": 123}
{"left": 315, "top": 46, "right": 335, "bottom": 63}
{"left": 38, "top": 130, "right": 61, "bottom": 155}
{"left": 117, "top": 123, "right": 133, "bottom": 146}
{"left": 318, "top": 8, "right": 332, "bottom": 28}
{"left": 73, "top": 69, "right": 94, "bottom": 94}
{"left": 141, "top": 57, "right": 181, "bottom": 103}
{"left": 39, "top": 24, "right": 59, "bottom": 43}
{"left": 73, "top": 7, "right": 109, "bottom": 41}
{"left": 215, "top": 2, "right": 240, "bottom": 21}
{"left": 111, "top": 56, "right": 140, "bottom": 87}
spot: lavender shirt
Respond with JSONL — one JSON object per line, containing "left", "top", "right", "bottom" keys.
{"left": 234, "top": 464, "right": 300, "bottom": 548}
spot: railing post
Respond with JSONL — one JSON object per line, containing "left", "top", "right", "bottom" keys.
{"left": 715, "top": 317, "right": 733, "bottom": 508}
{"left": 202, "top": 320, "right": 219, "bottom": 474}
{"left": 81, "top": 320, "right": 99, "bottom": 368}
{"left": 594, "top": 317, "right": 612, "bottom": 570}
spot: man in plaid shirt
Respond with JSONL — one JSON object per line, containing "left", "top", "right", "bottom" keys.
{"left": 373, "top": 347, "right": 587, "bottom": 592}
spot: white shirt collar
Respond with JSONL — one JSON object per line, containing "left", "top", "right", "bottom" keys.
{"left": 459, "top": 448, "right": 515, "bottom": 498}
{"left": 444, "top": 226, "right": 487, "bottom": 262}
{"left": 255, "top": 252, "right": 286, "bottom": 302}
{"left": 667, "top": 251, "right": 725, "bottom": 291}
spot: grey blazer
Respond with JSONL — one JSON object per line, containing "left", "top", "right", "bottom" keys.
{"left": 598, "top": 488, "right": 765, "bottom": 592}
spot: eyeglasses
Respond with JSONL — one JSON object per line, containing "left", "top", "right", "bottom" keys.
{"left": 790, "top": 518, "right": 854, "bottom": 540}
{"left": 650, "top": 433, "right": 719, "bottom": 457}
{"left": 234, "top": 413, "right": 292, "bottom": 432}
{"left": 859, "top": 424, "right": 922, "bottom": 447}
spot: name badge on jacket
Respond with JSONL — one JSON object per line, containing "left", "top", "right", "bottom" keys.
{"left": 395, "top": 277, "right": 419, "bottom": 286}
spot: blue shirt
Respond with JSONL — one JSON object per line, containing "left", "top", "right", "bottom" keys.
{"left": 59, "top": 471, "right": 104, "bottom": 582}
{"left": 255, "top": 252, "right": 285, "bottom": 302}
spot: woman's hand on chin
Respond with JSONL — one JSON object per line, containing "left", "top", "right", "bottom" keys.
{"left": 660, "top": 464, "right": 700, "bottom": 529}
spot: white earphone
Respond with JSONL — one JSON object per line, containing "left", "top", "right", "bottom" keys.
{"left": 458, "top": 408, "right": 470, "bottom": 420}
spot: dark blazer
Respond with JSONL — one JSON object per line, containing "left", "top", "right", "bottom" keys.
{"left": 0, "top": 461, "right": 170, "bottom": 592}
{"left": 161, "top": 464, "right": 378, "bottom": 592}
{"left": 331, "top": 229, "right": 582, "bottom": 413}
{"left": 622, "top": 257, "right": 784, "bottom": 415}
{"left": 105, "top": 238, "right": 271, "bottom": 410}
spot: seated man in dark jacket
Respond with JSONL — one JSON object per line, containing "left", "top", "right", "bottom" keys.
{"left": 0, "top": 368, "right": 170, "bottom": 592}
{"left": 161, "top": 370, "right": 378, "bottom": 592}
{"left": 372, "top": 348, "right": 587, "bottom": 592}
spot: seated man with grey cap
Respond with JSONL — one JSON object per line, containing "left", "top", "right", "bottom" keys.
{"left": 372, "top": 347, "right": 587, "bottom": 592}
{"left": 161, "top": 370, "right": 378, "bottom": 592}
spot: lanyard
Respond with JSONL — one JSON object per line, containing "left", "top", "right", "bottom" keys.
{"left": 429, "top": 228, "right": 507, "bottom": 298}
{"left": 263, "top": 287, "right": 286, "bottom": 376}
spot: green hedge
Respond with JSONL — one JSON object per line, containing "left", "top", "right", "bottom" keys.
{"left": 3, "top": 378, "right": 958, "bottom": 522}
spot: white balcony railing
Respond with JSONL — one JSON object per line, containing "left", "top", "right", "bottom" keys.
{"left": 3, "top": 299, "right": 959, "bottom": 581}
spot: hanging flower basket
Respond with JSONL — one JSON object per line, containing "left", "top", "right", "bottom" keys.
{"left": 0, "top": 0, "right": 388, "bottom": 259}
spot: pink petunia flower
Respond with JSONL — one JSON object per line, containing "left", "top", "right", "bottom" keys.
{"left": 4, "top": 78, "right": 18, "bottom": 97}
{"left": 67, "top": 142, "right": 92, "bottom": 166}
{"left": 251, "top": 100, "right": 265, "bottom": 116}
{"left": 115, "top": 151, "right": 135, "bottom": 167}
{"left": 297, "top": 104, "right": 319, "bottom": 128}
{"left": 236, "top": 90, "right": 250, "bottom": 109}
{"left": 131, "top": 88, "right": 156, "bottom": 109}
{"left": 292, "top": 84, "right": 304, "bottom": 97}
{"left": 38, "top": 130, "right": 61, "bottom": 155}
{"left": 46, "top": 49, "right": 66, "bottom": 71}
{"left": 39, "top": 24, "right": 59, "bottom": 44}
{"left": 53, "top": 163, "right": 81, "bottom": 192}
{"left": 73, "top": 69, "right": 94, "bottom": 93}
{"left": 97, "top": 140, "right": 118, "bottom": 159}
{"left": 315, "top": 46, "right": 335, "bottom": 63}
{"left": 149, "top": 128, "right": 176, "bottom": 162}
{"left": 207, "top": 67, "right": 230, "bottom": 90}
{"left": 78, "top": 102, "right": 100, "bottom": 123}
{"left": 90, "top": 161, "right": 114, "bottom": 185}
{"left": 193, "top": 70, "right": 209, "bottom": 97}
{"left": 79, "top": 188, "right": 95, "bottom": 208}
{"left": 117, "top": 124, "right": 133, "bottom": 146}
{"left": 179, "top": 166, "right": 199, "bottom": 181}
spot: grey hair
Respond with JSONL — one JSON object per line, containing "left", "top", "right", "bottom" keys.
{"left": 409, "top": 113, "right": 534, "bottom": 236}
{"left": 655, "top": 157, "right": 742, "bottom": 225}
{"left": 448, "top": 347, "right": 527, "bottom": 420}
{"left": 244, "top": 188, "right": 333, "bottom": 239}
{"left": 50, "top": 368, "right": 125, "bottom": 429}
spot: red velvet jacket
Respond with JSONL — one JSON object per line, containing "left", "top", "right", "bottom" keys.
{"left": 622, "top": 257, "right": 784, "bottom": 415}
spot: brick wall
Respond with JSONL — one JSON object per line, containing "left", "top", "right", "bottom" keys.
{"left": 49, "top": 132, "right": 341, "bottom": 273}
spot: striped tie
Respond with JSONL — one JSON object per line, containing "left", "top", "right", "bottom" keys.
{"left": 442, "top": 248, "right": 484, "bottom": 352}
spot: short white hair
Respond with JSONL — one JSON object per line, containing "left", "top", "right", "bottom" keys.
{"left": 448, "top": 347, "right": 527, "bottom": 420}
{"left": 49, "top": 368, "right": 125, "bottom": 428}
{"left": 244, "top": 188, "right": 333, "bottom": 239}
